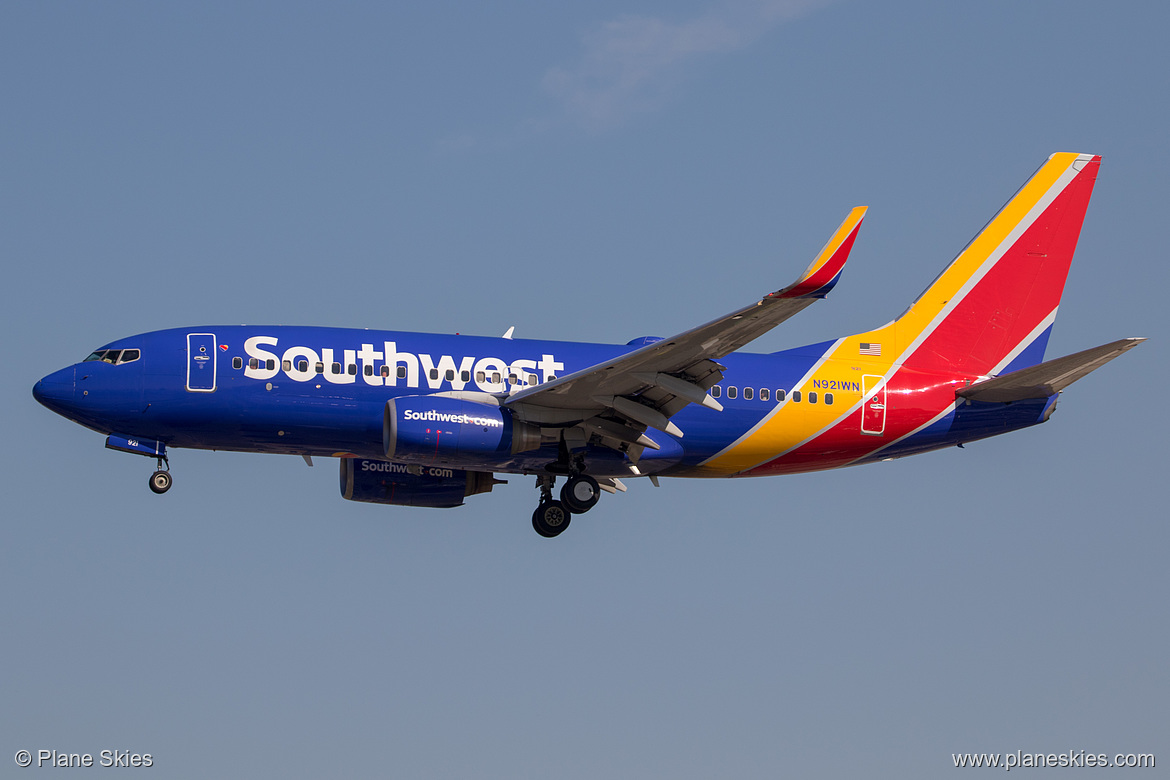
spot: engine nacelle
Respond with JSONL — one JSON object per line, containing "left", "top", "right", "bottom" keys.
{"left": 383, "top": 396, "right": 540, "bottom": 466}
{"left": 340, "top": 458, "right": 500, "bottom": 508}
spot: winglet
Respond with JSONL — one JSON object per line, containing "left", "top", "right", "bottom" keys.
{"left": 774, "top": 206, "right": 867, "bottom": 299}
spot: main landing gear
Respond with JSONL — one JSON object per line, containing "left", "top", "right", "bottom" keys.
{"left": 531, "top": 472, "right": 601, "bottom": 538}
{"left": 148, "top": 456, "right": 172, "bottom": 494}
{"left": 561, "top": 474, "right": 600, "bottom": 514}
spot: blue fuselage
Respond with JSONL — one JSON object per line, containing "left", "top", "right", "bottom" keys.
{"left": 33, "top": 326, "right": 1052, "bottom": 479}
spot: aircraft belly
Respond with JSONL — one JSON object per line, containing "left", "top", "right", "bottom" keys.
{"left": 146, "top": 387, "right": 386, "bottom": 458}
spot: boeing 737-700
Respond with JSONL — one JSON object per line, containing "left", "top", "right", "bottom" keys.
{"left": 33, "top": 153, "right": 1143, "bottom": 537}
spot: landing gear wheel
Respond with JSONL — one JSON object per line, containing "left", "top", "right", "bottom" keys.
{"left": 532, "top": 500, "right": 571, "bottom": 538}
{"left": 561, "top": 474, "right": 600, "bottom": 514}
{"left": 149, "top": 470, "right": 172, "bottom": 494}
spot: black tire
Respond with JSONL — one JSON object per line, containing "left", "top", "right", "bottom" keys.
{"left": 532, "top": 500, "right": 571, "bottom": 537}
{"left": 560, "top": 474, "right": 600, "bottom": 514}
{"left": 149, "top": 470, "right": 172, "bottom": 494}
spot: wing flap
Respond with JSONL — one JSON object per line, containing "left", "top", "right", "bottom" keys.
{"left": 957, "top": 337, "right": 1145, "bottom": 403}
{"left": 506, "top": 207, "right": 867, "bottom": 433}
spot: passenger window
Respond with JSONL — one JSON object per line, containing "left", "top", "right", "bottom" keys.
{"left": 462, "top": 370, "right": 471, "bottom": 382}
{"left": 232, "top": 357, "right": 243, "bottom": 369}
{"left": 315, "top": 362, "right": 324, "bottom": 374}
{"left": 508, "top": 374, "right": 517, "bottom": 386}
{"left": 527, "top": 374, "right": 537, "bottom": 386}
{"left": 282, "top": 360, "right": 292, "bottom": 372}
{"left": 776, "top": 389, "right": 786, "bottom": 401}
{"left": 429, "top": 368, "right": 439, "bottom": 380}
{"left": 397, "top": 366, "right": 407, "bottom": 379}
{"left": 825, "top": 393, "right": 834, "bottom": 405}
{"left": 266, "top": 359, "right": 275, "bottom": 371}
{"left": 792, "top": 391, "right": 801, "bottom": 402}
{"left": 364, "top": 365, "right": 373, "bottom": 376}
{"left": 331, "top": 362, "right": 341, "bottom": 374}
{"left": 248, "top": 358, "right": 259, "bottom": 369}
{"left": 299, "top": 360, "right": 309, "bottom": 372}
{"left": 727, "top": 386, "right": 738, "bottom": 400}
{"left": 760, "top": 388, "right": 769, "bottom": 401}
{"left": 445, "top": 369, "right": 455, "bottom": 381}
{"left": 348, "top": 364, "right": 357, "bottom": 376}
{"left": 118, "top": 349, "right": 140, "bottom": 364}
{"left": 476, "top": 371, "right": 486, "bottom": 383}
{"left": 808, "top": 391, "right": 818, "bottom": 404}
{"left": 711, "top": 385, "right": 721, "bottom": 398}
{"left": 380, "top": 366, "right": 389, "bottom": 377}
{"left": 492, "top": 372, "right": 501, "bottom": 384}
{"left": 743, "top": 387, "right": 754, "bottom": 400}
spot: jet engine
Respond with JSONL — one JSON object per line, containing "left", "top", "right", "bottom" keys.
{"left": 383, "top": 396, "right": 540, "bottom": 466}
{"left": 339, "top": 457, "right": 501, "bottom": 508}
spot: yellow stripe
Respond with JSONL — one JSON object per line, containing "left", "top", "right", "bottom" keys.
{"left": 890, "top": 153, "right": 1077, "bottom": 348}
{"left": 701, "top": 154, "right": 1080, "bottom": 475}
{"left": 699, "top": 348, "right": 891, "bottom": 475}
{"left": 798, "top": 206, "right": 867, "bottom": 281}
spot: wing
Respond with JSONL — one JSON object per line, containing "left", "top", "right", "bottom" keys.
{"left": 504, "top": 207, "right": 867, "bottom": 445}
{"left": 957, "top": 337, "right": 1145, "bottom": 403}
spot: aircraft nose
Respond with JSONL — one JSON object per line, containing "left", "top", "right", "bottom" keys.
{"left": 33, "top": 366, "right": 76, "bottom": 413}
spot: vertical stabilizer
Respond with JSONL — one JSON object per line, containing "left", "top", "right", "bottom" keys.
{"left": 889, "top": 153, "right": 1101, "bottom": 376}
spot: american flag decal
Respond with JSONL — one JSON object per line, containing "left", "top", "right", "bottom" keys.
{"left": 859, "top": 342, "right": 882, "bottom": 356}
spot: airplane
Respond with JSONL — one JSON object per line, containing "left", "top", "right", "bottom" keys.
{"left": 32, "top": 152, "right": 1144, "bottom": 537}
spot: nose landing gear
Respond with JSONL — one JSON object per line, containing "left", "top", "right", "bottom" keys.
{"left": 103, "top": 435, "right": 173, "bottom": 494}
{"left": 148, "top": 457, "right": 172, "bottom": 494}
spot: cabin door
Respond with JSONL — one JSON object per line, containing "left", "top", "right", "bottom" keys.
{"left": 186, "top": 332, "right": 218, "bottom": 392}
{"left": 861, "top": 374, "right": 886, "bottom": 435}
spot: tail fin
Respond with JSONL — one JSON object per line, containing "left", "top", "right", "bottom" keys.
{"left": 868, "top": 153, "right": 1101, "bottom": 376}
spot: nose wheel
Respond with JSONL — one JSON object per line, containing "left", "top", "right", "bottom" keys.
{"left": 148, "top": 457, "right": 172, "bottom": 494}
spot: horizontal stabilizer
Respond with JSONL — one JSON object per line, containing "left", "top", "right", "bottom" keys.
{"left": 957, "top": 338, "right": 1145, "bottom": 403}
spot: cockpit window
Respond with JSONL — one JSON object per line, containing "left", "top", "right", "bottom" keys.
{"left": 82, "top": 348, "right": 140, "bottom": 365}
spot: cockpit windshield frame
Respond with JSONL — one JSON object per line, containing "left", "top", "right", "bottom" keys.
{"left": 83, "top": 348, "right": 140, "bottom": 365}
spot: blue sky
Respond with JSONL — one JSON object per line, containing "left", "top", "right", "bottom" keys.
{"left": 3, "top": 1, "right": 1166, "bottom": 777}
